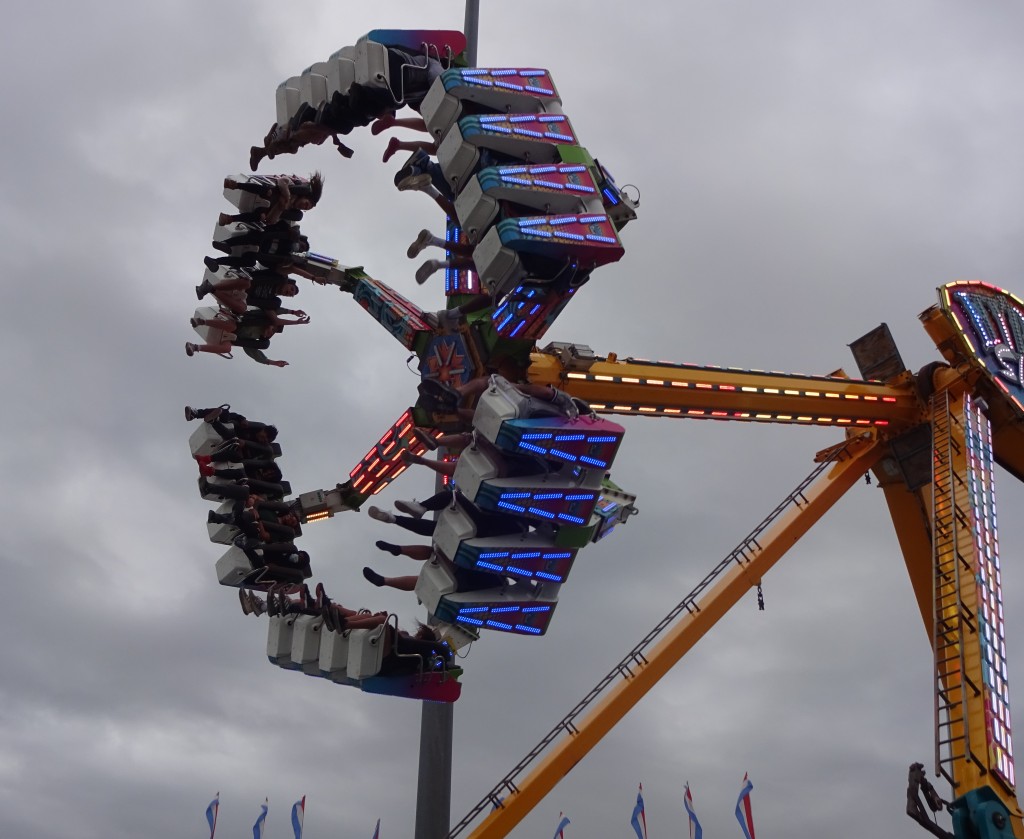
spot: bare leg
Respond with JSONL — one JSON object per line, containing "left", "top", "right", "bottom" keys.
{"left": 383, "top": 136, "right": 438, "bottom": 163}
{"left": 363, "top": 567, "right": 419, "bottom": 591}
{"left": 213, "top": 290, "right": 248, "bottom": 315}
{"left": 372, "top": 113, "right": 429, "bottom": 135}
{"left": 400, "top": 450, "right": 457, "bottom": 477}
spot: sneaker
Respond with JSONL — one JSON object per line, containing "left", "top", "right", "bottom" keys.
{"left": 406, "top": 229, "right": 434, "bottom": 259}
{"left": 395, "top": 499, "right": 428, "bottom": 519}
{"left": 415, "top": 259, "right": 443, "bottom": 285}
{"left": 185, "top": 406, "right": 198, "bottom": 421}
{"left": 217, "top": 213, "right": 234, "bottom": 227}
{"left": 211, "top": 240, "right": 232, "bottom": 254}
{"left": 367, "top": 506, "right": 396, "bottom": 524}
{"left": 204, "top": 256, "right": 220, "bottom": 272}
{"left": 412, "top": 427, "right": 438, "bottom": 451}
{"left": 223, "top": 178, "right": 240, "bottom": 190}
{"left": 239, "top": 589, "right": 252, "bottom": 615}
{"left": 250, "top": 594, "right": 267, "bottom": 616}
{"left": 185, "top": 343, "right": 197, "bottom": 357}
{"left": 190, "top": 317, "right": 201, "bottom": 328}
{"left": 363, "top": 566, "right": 387, "bottom": 586}
{"left": 397, "top": 172, "right": 434, "bottom": 193}
{"left": 195, "top": 280, "right": 213, "bottom": 300}
{"left": 374, "top": 541, "right": 402, "bottom": 557}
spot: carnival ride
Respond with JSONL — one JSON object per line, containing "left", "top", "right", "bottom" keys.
{"left": 186, "top": 27, "right": 1024, "bottom": 839}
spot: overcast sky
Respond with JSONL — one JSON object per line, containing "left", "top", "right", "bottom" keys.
{"left": 3, "top": 2, "right": 1024, "bottom": 838}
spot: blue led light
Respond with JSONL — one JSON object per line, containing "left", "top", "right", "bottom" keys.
{"left": 479, "top": 115, "right": 507, "bottom": 123}
{"left": 602, "top": 187, "right": 620, "bottom": 205}
{"left": 507, "top": 566, "right": 530, "bottom": 577}
{"left": 521, "top": 605, "right": 552, "bottom": 613}
{"left": 532, "top": 165, "right": 557, "bottom": 174}
{"left": 509, "top": 320, "right": 527, "bottom": 338}
{"left": 550, "top": 449, "right": 577, "bottom": 461}
{"left": 554, "top": 232, "right": 585, "bottom": 241}
{"left": 520, "top": 70, "right": 545, "bottom": 77}
{"left": 579, "top": 456, "right": 608, "bottom": 467}
{"left": 490, "top": 606, "right": 521, "bottom": 614}
{"left": 550, "top": 216, "right": 577, "bottom": 225}
{"left": 560, "top": 165, "right": 587, "bottom": 173}
{"left": 543, "top": 132, "right": 570, "bottom": 140}
{"left": 462, "top": 69, "right": 488, "bottom": 76}
{"left": 500, "top": 165, "right": 530, "bottom": 174}
{"left": 585, "top": 234, "right": 619, "bottom": 244}
{"left": 478, "top": 551, "right": 511, "bottom": 559}
{"left": 566, "top": 183, "right": 595, "bottom": 193}
{"left": 555, "top": 434, "right": 586, "bottom": 441}
{"left": 467, "top": 78, "right": 494, "bottom": 87}
{"left": 521, "top": 433, "right": 554, "bottom": 440}
{"left": 509, "top": 115, "right": 536, "bottom": 123}
{"left": 578, "top": 215, "right": 607, "bottom": 223}
{"left": 514, "top": 128, "right": 544, "bottom": 138}
{"left": 511, "top": 551, "right": 542, "bottom": 559}
{"left": 476, "top": 561, "right": 504, "bottom": 572}
{"left": 529, "top": 304, "right": 542, "bottom": 315}
{"left": 533, "top": 493, "right": 564, "bottom": 500}
{"left": 564, "top": 493, "right": 597, "bottom": 501}
{"left": 457, "top": 616, "right": 484, "bottom": 626}
{"left": 500, "top": 492, "right": 532, "bottom": 499}
{"left": 516, "top": 625, "right": 544, "bottom": 634}
{"left": 548, "top": 552, "right": 573, "bottom": 559}
{"left": 537, "top": 115, "right": 565, "bottom": 123}
{"left": 497, "top": 501, "right": 527, "bottom": 513}
{"left": 495, "top": 81, "right": 525, "bottom": 91}
{"left": 501, "top": 176, "right": 532, "bottom": 186}
{"left": 492, "top": 69, "right": 518, "bottom": 77}
{"left": 524, "top": 86, "right": 553, "bottom": 95}
{"left": 557, "top": 514, "right": 586, "bottom": 524}
{"left": 535, "top": 180, "right": 565, "bottom": 190}
{"left": 518, "top": 217, "right": 547, "bottom": 227}
{"left": 535, "top": 572, "right": 563, "bottom": 582}
{"left": 459, "top": 606, "right": 489, "bottom": 614}
{"left": 497, "top": 312, "right": 514, "bottom": 330}
{"left": 487, "top": 125, "right": 514, "bottom": 135}
{"left": 586, "top": 435, "right": 620, "bottom": 443}
{"left": 524, "top": 229, "right": 553, "bottom": 238}
{"left": 486, "top": 621, "right": 514, "bottom": 630}
{"left": 528, "top": 507, "right": 557, "bottom": 519}
{"left": 518, "top": 441, "right": 548, "bottom": 454}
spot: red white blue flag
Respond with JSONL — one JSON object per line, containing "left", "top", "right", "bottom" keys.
{"left": 371, "top": 817, "right": 380, "bottom": 839}
{"left": 630, "top": 784, "right": 648, "bottom": 839}
{"left": 205, "top": 793, "right": 219, "bottom": 839}
{"left": 253, "top": 799, "right": 269, "bottom": 839}
{"left": 735, "top": 773, "right": 755, "bottom": 839}
{"left": 683, "top": 783, "right": 702, "bottom": 839}
{"left": 291, "top": 796, "right": 305, "bottom": 839}
{"left": 552, "top": 812, "right": 570, "bottom": 839}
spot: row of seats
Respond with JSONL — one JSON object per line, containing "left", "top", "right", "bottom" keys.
{"left": 265, "top": 612, "right": 462, "bottom": 703}
{"left": 413, "top": 376, "right": 636, "bottom": 636}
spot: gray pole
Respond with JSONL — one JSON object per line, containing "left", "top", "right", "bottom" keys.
{"left": 414, "top": 9, "right": 479, "bottom": 838}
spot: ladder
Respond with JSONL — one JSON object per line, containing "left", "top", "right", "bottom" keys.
{"left": 449, "top": 438, "right": 868, "bottom": 838}
{"left": 931, "top": 389, "right": 980, "bottom": 788}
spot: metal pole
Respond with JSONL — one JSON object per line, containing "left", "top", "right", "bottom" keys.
{"left": 464, "top": 0, "right": 480, "bottom": 67}
{"left": 414, "top": 8, "right": 479, "bottom": 837}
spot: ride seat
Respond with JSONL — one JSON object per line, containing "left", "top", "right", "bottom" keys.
{"left": 347, "top": 624, "right": 388, "bottom": 679}
{"left": 318, "top": 626, "right": 352, "bottom": 681}
{"left": 207, "top": 500, "right": 240, "bottom": 546}
{"left": 275, "top": 76, "right": 304, "bottom": 126}
{"left": 290, "top": 614, "right": 325, "bottom": 674}
{"left": 215, "top": 545, "right": 254, "bottom": 587}
{"left": 299, "top": 62, "right": 331, "bottom": 106}
{"left": 267, "top": 613, "right": 298, "bottom": 667}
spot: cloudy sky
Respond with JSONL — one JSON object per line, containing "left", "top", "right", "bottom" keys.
{"left": 3, "top": 1, "right": 1024, "bottom": 837}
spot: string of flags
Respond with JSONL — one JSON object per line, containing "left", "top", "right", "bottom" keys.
{"left": 201, "top": 774, "right": 753, "bottom": 837}
{"left": 203, "top": 796, "right": 380, "bottom": 838}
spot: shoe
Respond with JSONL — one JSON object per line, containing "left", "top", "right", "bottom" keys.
{"left": 249, "top": 146, "right": 265, "bottom": 171}
{"left": 415, "top": 259, "right": 443, "bottom": 285}
{"left": 185, "top": 343, "right": 197, "bottom": 357}
{"left": 185, "top": 406, "right": 197, "bottom": 421}
{"left": 265, "top": 587, "right": 279, "bottom": 617}
{"left": 204, "top": 256, "right": 220, "bottom": 272}
{"left": 239, "top": 589, "right": 252, "bottom": 615}
{"left": 224, "top": 178, "right": 240, "bottom": 190}
{"left": 321, "top": 602, "right": 336, "bottom": 632}
{"left": 250, "top": 593, "right": 267, "bottom": 616}
{"left": 406, "top": 229, "right": 434, "bottom": 259}
{"left": 397, "top": 172, "right": 434, "bottom": 193}
{"left": 374, "top": 541, "right": 402, "bottom": 557}
{"left": 412, "top": 427, "right": 438, "bottom": 451}
{"left": 368, "top": 506, "right": 396, "bottom": 524}
{"left": 198, "top": 462, "right": 215, "bottom": 477}
{"left": 363, "top": 566, "right": 387, "bottom": 586}
{"left": 196, "top": 280, "right": 213, "bottom": 300}
{"left": 395, "top": 499, "right": 428, "bottom": 519}
{"left": 399, "top": 449, "right": 422, "bottom": 466}
{"left": 217, "top": 213, "right": 234, "bottom": 226}
{"left": 211, "top": 240, "right": 232, "bottom": 254}
{"left": 190, "top": 317, "right": 201, "bottom": 328}
{"left": 315, "top": 581, "right": 328, "bottom": 611}
{"left": 207, "top": 510, "right": 226, "bottom": 524}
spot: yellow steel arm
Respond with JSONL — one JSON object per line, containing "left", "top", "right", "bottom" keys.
{"left": 459, "top": 432, "right": 884, "bottom": 839}
{"left": 527, "top": 349, "right": 923, "bottom": 430}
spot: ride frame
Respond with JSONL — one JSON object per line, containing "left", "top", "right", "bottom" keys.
{"left": 445, "top": 281, "right": 1024, "bottom": 839}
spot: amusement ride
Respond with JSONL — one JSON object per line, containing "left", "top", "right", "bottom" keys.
{"left": 186, "top": 23, "right": 1024, "bottom": 839}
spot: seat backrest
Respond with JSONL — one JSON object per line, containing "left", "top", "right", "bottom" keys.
{"left": 347, "top": 624, "right": 388, "bottom": 679}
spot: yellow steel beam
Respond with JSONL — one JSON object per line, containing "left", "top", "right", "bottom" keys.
{"left": 466, "top": 432, "right": 884, "bottom": 839}
{"left": 527, "top": 351, "right": 923, "bottom": 430}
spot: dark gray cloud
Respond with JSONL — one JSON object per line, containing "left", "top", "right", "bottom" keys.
{"left": 3, "top": 2, "right": 1024, "bottom": 838}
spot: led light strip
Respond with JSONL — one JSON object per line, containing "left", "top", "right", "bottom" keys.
{"left": 965, "top": 394, "right": 1016, "bottom": 789}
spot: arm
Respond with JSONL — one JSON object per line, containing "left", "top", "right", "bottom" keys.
{"left": 243, "top": 347, "right": 288, "bottom": 367}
